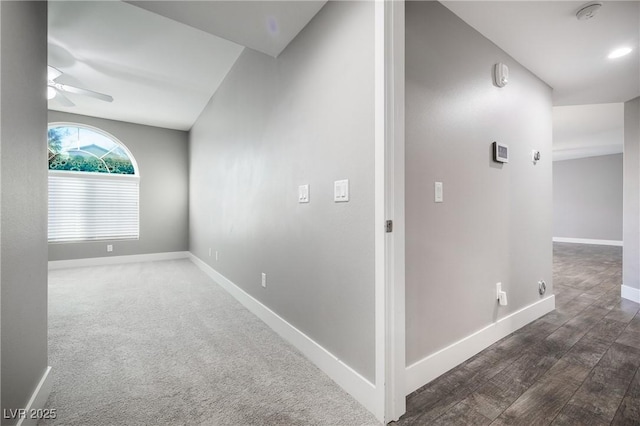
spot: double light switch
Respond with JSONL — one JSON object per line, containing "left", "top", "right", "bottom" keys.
{"left": 298, "top": 180, "right": 350, "bottom": 203}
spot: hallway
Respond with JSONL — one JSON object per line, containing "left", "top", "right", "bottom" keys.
{"left": 41, "top": 260, "right": 378, "bottom": 425}
{"left": 399, "top": 243, "right": 639, "bottom": 425}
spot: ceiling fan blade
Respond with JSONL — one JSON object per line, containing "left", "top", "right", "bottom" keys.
{"left": 47, "top": 65, "right": 62, "bottom": 81}
{"left": 55, "top": 91, "right": 75, "bottom": 107}
{"left": 58, "top": 83, "right": 113, "bottom": 103}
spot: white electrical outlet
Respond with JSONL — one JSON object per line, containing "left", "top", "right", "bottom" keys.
{"left": 215, "top": 251, "right": 219, "bottom": 261}
{"left": 261, "top": 273, "right": 267, "bottom": 288}
{"left": 298, "top": 184, "right": 310, "bottom": 203}
{"left": 107, "top": 244, "right": 113, "bottom": 252}
{"left": 496, "top": 282, "right": 508, "bottom": 306}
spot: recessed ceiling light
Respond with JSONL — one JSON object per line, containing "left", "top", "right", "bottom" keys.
{"left": 608, "top": 47, "right": 633, "bottom": 59}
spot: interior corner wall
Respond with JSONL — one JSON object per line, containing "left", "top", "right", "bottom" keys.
{"left": 1, "top": 2, "right": 3, "bottom": 412}
{"left": 553, "top": 154, "right": 623, "bottom": 241}
{"left": 1, "top": 1, "right": 48, "bottom": 423}
{"left": 47, "top": 111, "right": 189, "bottom": 261}
{"left": 405, "top": 2, "right": 553, "bottom": 365}
{"left": 623, "top": 96, "right": 640, "bottom": 293}
{"left": 189, "top": 1, "right": 375, "bottom": 382}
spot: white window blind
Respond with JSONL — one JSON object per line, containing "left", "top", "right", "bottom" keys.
{"left": 48, "top": 172, "right": 139, "bottom": 242}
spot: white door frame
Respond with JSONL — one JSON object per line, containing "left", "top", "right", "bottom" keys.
{"left": 374, "top": 0, "right": 406, "bottom": 423}
{"left": 384, "top": 0, "right": 405, "bottom": 421}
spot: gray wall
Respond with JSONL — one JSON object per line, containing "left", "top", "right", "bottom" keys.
{"left": 189, "top": 1, "right": 375, "bottom": 381}
{"left": 1, "top": 1, "right": 48, "bottom": 423}
{"left": 553, "top": 154, "right": 623, "bottom": 241}
{"left": 405, "top": 2, "right": 553, "bottom": 365}
{"left": 48, "top": 112, "right": 189, "bottom": 261}
{"left": 623, "top": 97, "right": 640, "bottom": 291}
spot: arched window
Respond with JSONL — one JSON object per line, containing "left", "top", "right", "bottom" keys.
{"left": 48, "top": 124, "right": 140, "bottom": 242}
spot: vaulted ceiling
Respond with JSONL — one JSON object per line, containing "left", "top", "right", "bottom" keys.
{"left": 48, "top": 1, "right": 326, "bottom": 131}
{"left": 49, "top": 1, "right": 639, "bottom": 159}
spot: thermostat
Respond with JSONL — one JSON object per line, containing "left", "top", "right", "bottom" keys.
{"left": 493, "top": 142, "right": 508, "bottom": 163}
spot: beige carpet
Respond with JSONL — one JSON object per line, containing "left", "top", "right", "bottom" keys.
{"left": 40, "top": 259, "right": 379, "bottom": 425}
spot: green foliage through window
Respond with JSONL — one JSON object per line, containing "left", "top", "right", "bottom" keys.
{"left": 48, "top": 125, "right": 136, "bottom": 175}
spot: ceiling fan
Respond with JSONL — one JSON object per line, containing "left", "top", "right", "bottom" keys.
{"left": 47, "top": 66, "right": 113, "bottom": 106}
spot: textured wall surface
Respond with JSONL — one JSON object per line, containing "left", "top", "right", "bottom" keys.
{"left": 189, "top": 2, "right": 376, "bottom": 382}
{"left": 623, "top": 97, "right": 640, "bottom": 290}
{"left": 1, "top": 1, "right": 48, "bottom": 422}
{"left": 405, "top": 1, "right": 553, "bottom": 365}
{"left": 554, "top": 154, "right": 623, "bottom": 241}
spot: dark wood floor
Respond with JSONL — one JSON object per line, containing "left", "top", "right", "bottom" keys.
{"left": 397, "top": 243, "right": 640, "bottom": 425}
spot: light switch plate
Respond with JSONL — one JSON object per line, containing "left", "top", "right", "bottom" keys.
{"left": 298, "top": 184, "right": 309, "bottom": 203}
{"left": 334, "top": 179, "right": 349, "bottom": 202}
{"left": 434, "top": 182, "right": 443, "bottom": 203}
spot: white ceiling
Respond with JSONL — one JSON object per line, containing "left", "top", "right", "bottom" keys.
{"left": 127, "top": 1, "right": 327, "bottom": 58}
{"left": 442, "top": 1, "right": 640, "bottom": 106}
{"left": 50, "top": 0, "right": 637, "bottom": 158}
{"left": 48, "top": 1, "right": 326, "bottom": 131}
{"left": 443, "top": 1, "right": 639, "bottom": 160}
{"left": 553, "top": 103, "right": 624, "bottom": 161}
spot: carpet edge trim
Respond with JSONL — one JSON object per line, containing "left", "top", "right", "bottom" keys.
{"left": 552, "top": 237, "right": 623, "bottom": 246}
{"left": 48, "top": 251, "right": 190, "bottom": 269}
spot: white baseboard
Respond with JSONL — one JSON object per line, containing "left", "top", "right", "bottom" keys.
{"left": 405, "top": 295, "right": 555, "bottom": 396}
{"left": 16, "top": 366, "right": 53, "bottom": 426}
{"left": 48, "top": 251, "right": 189, "bottom": 270}
{"left": 621, "top": 285, "right": 640, "bottom": 303}
{"left": 552, "top": 237, "right": 622, "bottom": 247}
{"left": 188, "top": 254, "right": 379, "bottom": 420}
